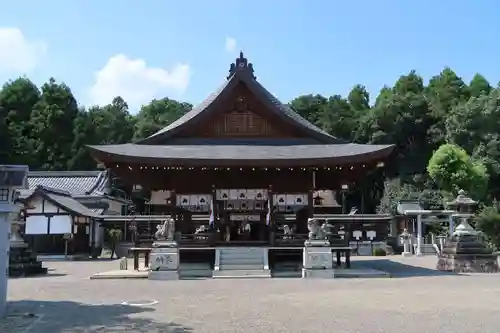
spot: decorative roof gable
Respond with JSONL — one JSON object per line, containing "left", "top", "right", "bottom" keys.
{"left": 138, "top": 52, "right": 343, "bottom": 145}
{"left": 23, "top": 185, "right": 101, "bottom": 218}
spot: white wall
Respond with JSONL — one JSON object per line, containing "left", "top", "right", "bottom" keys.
{"left": 48, "top": 215, "right": 72, "bottom": 234}
{"left": 26, "top": 197, "right": 59, "bottom": 214}
{"left": 25, "top": 216, "right": 48, "bottom": 235}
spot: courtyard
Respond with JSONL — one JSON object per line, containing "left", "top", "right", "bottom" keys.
{"left": 2, "top": 256, "right": 500, "bottom": 333}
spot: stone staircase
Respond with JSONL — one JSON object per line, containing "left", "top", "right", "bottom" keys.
{"left": 213, "top": 247, "right": 271, "bottom": 279}
{"left": 271, "top": 261, "right": 302, "bottom": 278}
{"left": 179, "top": 262, "right": 213, "bottom": 279}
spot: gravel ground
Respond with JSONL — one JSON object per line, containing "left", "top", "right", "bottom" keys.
{"left": 2, "top": 256, "right": 500, "bottom": 333}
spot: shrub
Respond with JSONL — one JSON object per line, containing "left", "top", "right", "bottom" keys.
{"left": 373, "top": 247, "right": 387, "bottom": 256}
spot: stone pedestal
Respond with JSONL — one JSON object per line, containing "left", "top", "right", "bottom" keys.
{"left": 437, "top": 217, "right": 499, "bottom": 273}
{"left": 148, "top": 241, "right": 179, "bottom": 280}
{"left": 437, "top": 254, "right": 499, "bottom": 273}
{"left": 8, "top": 221, "right": 47, "bottom": 277}
{"left": 302, "top": 242, "right": 334, "bottom": 278}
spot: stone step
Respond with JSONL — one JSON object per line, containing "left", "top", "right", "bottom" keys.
{"left": 220, "top": 252, "right": 263, "bottom": 258}
{"left": 272, "top": 270, "right": 302, "bottom": 278}
{"left": 213, "top": 269, "right": 271, "bottom": 279}
{"left": 179, "top": 270, "right": 213, "bottom": 278}
{"left": 218, "top": 247, "right": 263, "bottom": 251}
{"left": 274, "top": 262, "right": 301, "bottom": 269}
{"left": 179, "top": 263, "right": 212, "bottom": 270}
{"left": 219, "top": 257, "right": 263, "bottom": 265}
{"left": 219, "top": 249, "right": 263, "bottom": 254}
{"left": 220, "top": 264, "right": 264, "bottom": 270}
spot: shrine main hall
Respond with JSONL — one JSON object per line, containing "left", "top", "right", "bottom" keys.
{"left": 88, "top": 52, "right": 394, "bottom": 248}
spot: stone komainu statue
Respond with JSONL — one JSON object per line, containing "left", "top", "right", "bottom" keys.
{"left": 307, "top": 218, "right": 331, "bottom": 240}
{"left": 155, "top": 218, "right": 175, "bottom": 240}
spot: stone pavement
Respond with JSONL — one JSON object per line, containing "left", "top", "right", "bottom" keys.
{"left": 2, "top": 256, "right": 500, "bottom": 333}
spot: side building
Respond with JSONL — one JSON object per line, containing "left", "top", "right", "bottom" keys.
{"left": 19, "top": 170, "right": 132, "bottom": 258}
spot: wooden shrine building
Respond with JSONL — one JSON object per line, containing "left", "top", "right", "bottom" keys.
{"left": 88, "top": 52, "right": 395, "bottom": 248}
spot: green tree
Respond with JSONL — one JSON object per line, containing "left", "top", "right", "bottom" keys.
{"left": 29, "top": 78, "right": 79, "bottom": 170}
{"left": 377, "top": 178, "right": 419, "bottom": 214}
{"left": 425, "top": 68, "right": 470, "bottom": 147}
{"left": 347, "top": 84, "right": 370, "bottom": 113}
{"left": 445, "top": 89, "right": 500, "bottom": 199}
{"left": 0, "top": 111, "right": 10, "bottom": 163}
{"left": 475, "top": 206, "right": 500, "bottom": 250}
{"left": 427, "top": 143, "right": 489, "bottom": 199}
{"left": 69, "top": 108, "right": 96, "bottom": 170}
{"left": 69, "top": 97, "right": 135, "bottom": 170}
{"left": 289, "top": 94, "right": 327, "bottom": 126}
{"left": 0, "top": 78, "right": 41, "bottom": 165}
{"left": 469, "top": 74, "right": 491, "bottom": 98}
{"left": 360, "top": 71, "right": 431, "bottom": 176}
{"left": 318, "top": 95, "right": 355, "bottom": 140}
{"left": 133, "top": 98, "right": 192, "bottom": 140}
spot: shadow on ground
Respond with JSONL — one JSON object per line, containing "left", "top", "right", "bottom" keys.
{"left": 354, "top": 259, "right": 462, "bottom": 278}
{"left": 9, "top": 272, "right": 67, "bottom": 279}
{"left": 5, "top": 300, "right": 192, "bottom": 332}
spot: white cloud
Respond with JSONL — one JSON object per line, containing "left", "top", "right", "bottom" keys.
{"left": 0, "top": 27, "right": 47, "bottom": 74}
{"left": 88, "top": 54, "right": 191, "bottom": 109}
{"left": 225, "top": 37, "right": 237, "bottom": 53}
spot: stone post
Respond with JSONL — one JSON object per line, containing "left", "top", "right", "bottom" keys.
{"left": 415, "top": 214, "right": 423, "bottom": 256}
{"left": 0, "top": 165, "right": 29, "bottom": 316}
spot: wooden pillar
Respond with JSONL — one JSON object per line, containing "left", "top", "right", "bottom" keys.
{"left": 90, "top": 218, "right": 96, "bottom": 256}
{"left": 361, "top": 184, "right": 365, "bottom": 214}
{"left": 268, "top": 185, "right": 274, "bottom": 246}
{"left": 308, "top": 168, "right": 314, "bottom": 218}
{"left": 170, "top": 190, "right": 177, "bottom": 220}
{"left": 210, "top": 185, "right": 217, "bottom": 246}
{"left": 211, "top": 185, "right": 217, "bottom": 229}
{"left": 307, "top": 190, "right": 314, "bottom": 218}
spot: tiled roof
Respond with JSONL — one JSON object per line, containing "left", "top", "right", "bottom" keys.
{"left": 21, "top": 170, "right": 109, "bottom": 199}
{"left": 137, "top": 54, "right": 342, "bottom": 145}
{"left": 88, "top": 143, "right": 394, "bottom": 166}
{"left": 141, "top": 79, "right": 232, "bottom": 142}
{"left": 24, "top": 186, "right": 101, "bottom": 218}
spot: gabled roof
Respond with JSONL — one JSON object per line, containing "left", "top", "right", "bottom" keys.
{"left": 20, "top": 170, "right": 110, "bottom": 199}
{"left": 88, "top": 52, "right": 395, "bottom": 166}
{"left": 23, "top": 185, "right": 102, "bottom": 218}
{"left": 138, "top": 52, "right": 343, "bottom": 145}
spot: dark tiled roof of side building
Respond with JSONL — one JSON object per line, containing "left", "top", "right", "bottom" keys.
{"left": 22, "top": 185, "right": 101, "bottom": 218}
{"left": 20, "top": 170, "right": 110, "bottom": 199}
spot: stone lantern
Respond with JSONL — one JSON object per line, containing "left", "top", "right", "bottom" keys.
{"left": 437, "top": 190, "right": 498, "bottom": 273}
{"left": 399, "top": 228, "right": 412, "bottom": 257}
{"left": 0, "top": 165, "right": 29, "bottom": 316}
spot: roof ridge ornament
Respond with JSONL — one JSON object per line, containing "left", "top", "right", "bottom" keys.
{"left": 227, "top": 51, "right": 256, "bottom": 80}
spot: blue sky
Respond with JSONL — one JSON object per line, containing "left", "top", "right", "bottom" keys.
{"left": 0, "top": 0, "right": 498, "bottom": 112}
